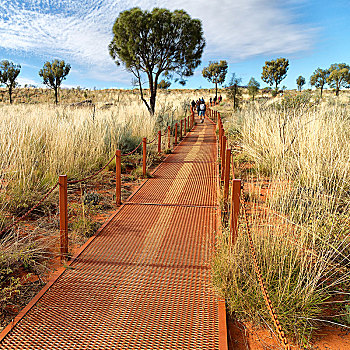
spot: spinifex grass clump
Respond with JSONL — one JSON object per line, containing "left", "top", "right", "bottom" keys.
{"left": 0, "top": 231, "right": 52, "bottom": 312}
{"left": 213, "top": 93, "right": 350, "bottom": 346}
{"left": 213, "top": 222, "right": 327, "bottom": 345}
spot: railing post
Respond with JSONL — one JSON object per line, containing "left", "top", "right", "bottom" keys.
{"left": 175, "top": 123, "right": 178, "bottom": 146}
{"left": 115, "top": 150, "right": 121, "bottom": 205}
{"left": 59, "top": 175, "right": 68, "bottom": 261}
{"left": 180, "top": 119, "right": 183, "bottom": 140}
{"left": 223, "top": 148, "right": 231, "bottom": 204}
{"left": 219, "top": 123, "right": 223, "bottom": 152}
{"left": 188, "top": 115, "right": 190, "bottom": 130}
{"left": 184, "top": 118, "right": 187, "bottom": 135}
{"left": 158, "top": 130, "right": 161, "bottom": 153}
{"left": 143, "top": 137, "right": 147, "bottom": 177}
{"left": 221, "top": 135, "right": 227, "bottom": 182}
{"left": 230, "top": 179, "right": 241, "bottom": 245}
{"left": 167, "top": 126, "right": 171, "bottom": 149}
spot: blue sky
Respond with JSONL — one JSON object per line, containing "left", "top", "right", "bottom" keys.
{"left": 0, "top": 0, "right": 349, "bottom": 90}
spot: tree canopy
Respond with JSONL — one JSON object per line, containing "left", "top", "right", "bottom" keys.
{"left": 261, "top": 58, "right": 289, "bottom": 90}
{"left": 202, "top": 60, "right": 228, "bottom": 99}
{"left": 310, "top": 68, "right": 329, "bottom": 97}
{"left": 327, "top": 63, "right": 350, "bottom": 96}
{"left": 296, "top": 75, "right": 306, "bottom": 92}
{"left": 247, "top": 77, "right": 260, "bottom": 101}
{"left": 39, "top": 60, "right": 71, "bottom": 104}
{"left": 157, "top": 79, "right": 171, "bottom": 90}
{"left": 109, "top": 7, "right": 205, "bottom": 115}
{"left": 0, "top": 60, "right": 21, "bottom": 104}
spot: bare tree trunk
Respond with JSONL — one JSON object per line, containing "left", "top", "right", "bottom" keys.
{"left": 215, "top": 82, "right": 218, "bottom": 100}
{"left": 150, "top": 90, "right": 156, "bottom": 115}
{"left": 9, "top": 86, "right": 12, "bottom": 104}
{"left": 134, "top": 71, "right": 152, "bottom": 115}
{"left": 54, "top": 87, "right": 58, "bottom": 104}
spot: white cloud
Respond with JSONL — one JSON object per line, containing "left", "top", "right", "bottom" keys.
{"left": 0, "top": 0, "right": 316, "bottom": 83}
{"left": 165, "top": 0, "right": 315, "bottom": 60}
{"left": 17, "top": 76, "right": 40, "bottom": 87}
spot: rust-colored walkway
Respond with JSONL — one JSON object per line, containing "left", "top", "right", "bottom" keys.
{"left": 1, "top": 118, "right": 226, "bottom": 349}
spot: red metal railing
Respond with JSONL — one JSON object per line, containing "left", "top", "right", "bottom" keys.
{"left": 206, "top": 104, "right": 291, "bottom": 350}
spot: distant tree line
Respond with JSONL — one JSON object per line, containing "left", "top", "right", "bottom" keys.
{"left": 0, "top": 59, "right": 70, "bottom": 104}
{"left": 1, "top": 4, "right": 350, "bottom": 110}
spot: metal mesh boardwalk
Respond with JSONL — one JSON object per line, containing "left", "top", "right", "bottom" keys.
{"left": 0, "top": 118, "right": 226, "bottom": 349}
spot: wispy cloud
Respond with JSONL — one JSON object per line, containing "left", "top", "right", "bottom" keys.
{"left": 17, "top": 76, "right": 40, "bottom": 87}
{"left": 166, "top": 0, "right": 316, "bottom": 60}
{"left": 0, "top": 0, "right": 316, "bottom": 83}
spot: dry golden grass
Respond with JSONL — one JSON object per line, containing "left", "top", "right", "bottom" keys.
{"left": 0, "top": 89, "right": 208, "bottom": 210}
{"left": 213, "top": 91, "right": 350, "bottom": 346}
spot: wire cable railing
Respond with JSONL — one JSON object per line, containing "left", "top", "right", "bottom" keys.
{"left": 0, "top": 182, "right": 59, "bottom": 237}
{"left": 207, "top": 103, "right": 291, "bottom": 349}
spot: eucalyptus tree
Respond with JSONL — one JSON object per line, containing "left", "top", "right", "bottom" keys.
{"left": 296, "top": 75, "right": 306, "bottom": 92}
{"left": 247, "top": 77, "right": 260, "bottom": 101}
{"left": 202, "top": 60, "right": 228, "bottom": 100}
{"left": 158, "top": 80, "right": 171, "bottom": 89}
{"left": 0, "top": 60, "right": 21, "bottom": 104}
{"left": 310, "top": 68, "right": 329, "bottom": 98}
{"left": 39, "top": 60, "right": 71, "bottom": 104}
{"left": 109, "top": 7, "right": 205, "bottom": 115}
{"left": 327, "top": 63, "right": 350, "bottom": 96}
{"left": 261, "top": 58, "right": 289, "bottom": 91}
{"left": 227, "top": 73, "right": 242, "bottom": 110}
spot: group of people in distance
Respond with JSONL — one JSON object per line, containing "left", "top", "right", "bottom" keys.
{"left": 210, "top": 95, "right": 222, "bottom": 106}
{"left": 191, "top": 95, "right": 223, "bottom": 124}
{"left": 191, "top": 98, "right": 206, "bottom": 123}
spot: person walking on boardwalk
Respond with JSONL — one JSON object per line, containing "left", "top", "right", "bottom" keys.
{"left": 199, "top": 99, "right": 206, "bottom": 123}
{"left": 196, "top": 99, "right": 200, "bottom": 116}
{"left": 191, "top": 99, "right": 196, "bottom": 114}
{"left": 209, "top": 97, "right": 212, "bottom": 106}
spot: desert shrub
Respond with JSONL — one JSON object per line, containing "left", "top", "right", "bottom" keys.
{"left": 118, "top": 129, "right": 142, "bottom": 154}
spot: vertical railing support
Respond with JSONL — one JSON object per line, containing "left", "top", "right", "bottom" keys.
{"left": 175, "top": 123, "right": 178, "bottom": 146}
{"left": 59, "top": 175, "right": 68, "bottom": 261}
{"left": 158, "top": 130, "right": 161, "bottom": 154}
{"left": 180, "top": 119, "right": 183, "bottom": 140}
{"left": 223, "top": 148, "right": 231, "bottom": 204}
{"left": 142, "top": 137, "right": 147, "bottom": 178}
{"left": 230, "top": 179, "right": 241, "bottom": 245}
{"left": 116, "top": 149, "right": 121, "bottom": 205}
{"left": 168, "top": 126, "right": 171, "bottom": 149}
{"left": 184, "top": 118, "right": 187, "bottom": 135}
{"left": 188, "top": 115, "right": 190, "bottom": 131}
{"left": 221, "top": 135, "right": 227, "bottom": 182}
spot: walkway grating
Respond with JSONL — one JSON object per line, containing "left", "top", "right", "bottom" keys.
{"left": 0, "top": 117, "right": 226, "bottom": 349}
